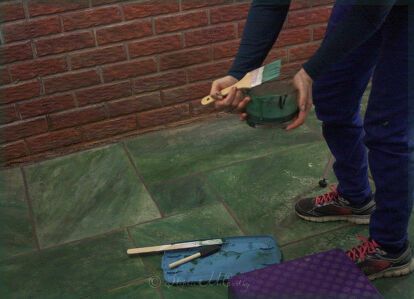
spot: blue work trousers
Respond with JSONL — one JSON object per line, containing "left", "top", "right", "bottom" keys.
{"left": 313, "top": 3, "right": 412, "bottom": 252}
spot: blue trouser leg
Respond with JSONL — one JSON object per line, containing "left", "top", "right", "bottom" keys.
{"left": 365, "top": 6, "right": 412, "bottom": 252}
{"left": 313, "top": 2, "right": 381, "bottom": 205}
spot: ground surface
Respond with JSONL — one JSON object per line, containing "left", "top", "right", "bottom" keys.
{"left": 1, "top": 100, "right": 413, "bottom": 298}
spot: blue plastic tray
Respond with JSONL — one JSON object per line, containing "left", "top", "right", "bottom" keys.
{"left": 161, "top": 235, "right": 281, "bottom": 284}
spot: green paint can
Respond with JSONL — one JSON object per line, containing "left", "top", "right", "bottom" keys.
{"left": 245, "top": 81, "right": 299, "bottom": 128}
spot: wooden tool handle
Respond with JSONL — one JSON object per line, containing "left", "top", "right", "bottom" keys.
{"left": 168, "top": 252, "right": 201, "bottom": 269}
{"left": 127, "top": 245, "right": 170, "bottom": 255}
{"left": 201, "top": 85, "right": 237, "bottom": 106}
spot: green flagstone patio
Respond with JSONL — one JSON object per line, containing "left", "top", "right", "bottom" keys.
{"left": 1, "top": 101, "right": 413, "bottom": 298}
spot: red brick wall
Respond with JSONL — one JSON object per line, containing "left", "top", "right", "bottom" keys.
{"left": 0, "top": 0, "right": 333, "bottom": 166}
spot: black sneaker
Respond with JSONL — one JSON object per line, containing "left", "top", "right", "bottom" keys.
{"left": 346, "top": 236, "right": 414, "bottom": 280}
{"left": 295, "top": 186, "right": 375, "bottom": 224}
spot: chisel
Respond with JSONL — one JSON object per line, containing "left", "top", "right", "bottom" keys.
{"left": 127, "top": 239, "right": 223, "bottom": 255}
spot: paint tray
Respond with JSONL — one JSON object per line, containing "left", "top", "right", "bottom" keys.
{"left": 228, "top": 249, "right": 383, "bottom": 299}
{"left": 161, "top": 236, "right": 281, "bottom": 284}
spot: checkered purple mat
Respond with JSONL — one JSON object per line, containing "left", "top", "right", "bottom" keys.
{"left": 228, "top": 249, "right": 383, "bottom": 299}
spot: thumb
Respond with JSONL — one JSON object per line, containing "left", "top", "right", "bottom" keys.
{"left": 210, "top": 81, "right": 223, "bottom": 95}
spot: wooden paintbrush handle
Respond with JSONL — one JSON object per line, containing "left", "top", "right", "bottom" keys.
{"left": 168, "top": 252, "right": 201, "bottom": 269}
{"left": 201, "top": 84, "right": 238, "bottom": 106}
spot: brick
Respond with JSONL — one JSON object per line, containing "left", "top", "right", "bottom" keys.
{"left": 0, "top": 105, "right": 18, "bottom": 124}
{"left": 62, "top": 6, "right": 122, "bottom": 31}
{"left": 264, "top": 49, "right": 288, "bottom": 65}
{"left": 49, "top": 105, "right": 107, "bottom": 130}
{"left": 287, "top": 6, "right": 332, "bottom": 28}
{"left": 76, "top": 81, "right": 131, "bottom": 106}
{"left": 18, "top": 94, "right": 75, "bottom": 119}
{"left": 213, "top": 40, "right": 240, "bottom": 60}
{"left": 133, "top": 70, "right": 187, "bottom": 94}
{"left": 0, "top": 141, "right": 27, "bottom": 161}
{"left": 92, "top": 0, "right": 124, "bottom": 6}
{"left": 181, "top": 0, "right": 231, "bottom": 10}
{"left": 0, "top": 42, "right": 33, "bottom": 65}
{"left": 237, "top": 21, "right": 246, "bottom": 38}
{"left": 190, "top": 98, "right": 215, "bottom": 116}
{"left": 160, "top": 47, "right": 210, "bottom": 71}
{"left": 80, "top": 115, "right": 137, "bottom": 141}
{"left": 0, "top": 68, "right": 11, "bottom": 86}
{"left": 0, "top": 81, "right": 41, "bottom": 104}
{"left": 96, "top": 20, "right": 152, "bottom": 45}
{"left": 28, "top": 0, "right": 89, "bottom": 17}
{"left": 70, "top": 45, "right": 126, "bottom": 70}
{"left": 311, "top": 0, "right": 335, "bottom": 7}
{"left": 107, "top": 92, "right": 162, "bottom": 117}
{"left": 0, "top": 117, "right": 48, "bottom": 144}
{"left": 9, "top": 57, "right": 67, "bottom": 81}
{"left": 26, "top": 128, "right": 82, "bottom": 153}
{"left": 187, "top": 60, "right": 233, "bottom": 83}
{"left": 122, "top": 0, "right": 179, "bottom": 20}
{"left": 44, "top": 70, "right": 100, "bottom": 94}
{"left": 137, "top": 103, "right": 190, "bottom": 128}
{"left": 290, "top": 0, "right": 310, "bottom": 10}
{"left": 155, "top": 11, "right": 208, "bottom": 34}
{"left": 313, "top": 24, "right": 327, "bottom": 41}
{"left": 280, "top": 61, "right": 304, "bottom": 79}
{"left": 162, "top": 81, "right": 210, "bottom": 105}
{"left": 128, "top": 34, "right": 182, "bottom": 58}
{"left": 275, "top": 27, "right": 311, "bottom": 48}
{"left": 35, "top": 31, "right": 95, "bottom": 57}
{"left": 102, "top": 59, "right": 157, "bottom": 82}
{"left": 2, "top": 16, "right": 61, "bottom": 43}
{"left": 288, "top": 43, "right": 319, "bottom": 62}
{"left": 210, "top": 3, "right": 250, "bottom": 24}
{"left": 0, "top": 2, "right": 25, "bottom": 23}
{"left": 185, "top": 24, "right": 236, "bottom": 48}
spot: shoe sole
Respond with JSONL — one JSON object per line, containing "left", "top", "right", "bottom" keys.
{"left": 368, "top": 258, "right": 414, "bottom": 281}
{"left": 295, "top": 211, "right": 370, "bottom": 225}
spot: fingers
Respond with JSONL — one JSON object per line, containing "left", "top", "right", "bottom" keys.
{"left": 215, "top": 86, "right": 237, "bottom": 109}
{"left": 287, "top": 69, "right": 313, "bottom": 131}
{"left": 210, "top": 80, "right": 221, "bottom": 95}
{"left": 237, "top": 96, "right": 251, "bottom": 112}
{"left": 285, "top": 110, "right": 307, "bottom": 131}
{"left": 214, "top": 87, "right": 248, "bottom": 113}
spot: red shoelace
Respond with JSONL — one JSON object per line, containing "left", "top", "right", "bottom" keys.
{"left": 315, "top": 185, "right": 340, "bottom": 205}
{"left": 346, "top": 236, "right": 380, "bottom": 262}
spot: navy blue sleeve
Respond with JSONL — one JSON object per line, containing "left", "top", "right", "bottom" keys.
{"left": 228, "top": 0, "right": 291, "bottom": 80}
{"left": 303, "top": 0, "right": 397, "bottom": 79}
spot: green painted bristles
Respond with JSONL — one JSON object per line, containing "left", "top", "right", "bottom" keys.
{"left": 262, "top": 60, "right": 281, "bottom": 83}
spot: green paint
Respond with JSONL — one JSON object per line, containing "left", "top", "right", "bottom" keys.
{"left": 0, "top": 231, "right": 145, "bottom": 298}
{"left": 204, "top": 142, "right": 344, "bottom": 244}
{"left": 262, "top": 60, "right": 281, "bottom": 83}
{"left": 125, "top": 116, "right": 320, "bottom": 183}
{"left": 147, "top": 175, "right": 218, "bottom": 216}
{"left": 24, "top": 144, "right": 160, "bottom": 248}
{"left": 0, "top": 168, "right": 36, "bottom": 259}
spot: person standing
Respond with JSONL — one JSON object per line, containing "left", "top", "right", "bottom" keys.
{"left": 210, "top": 0, "right": 413, "bottom": 280}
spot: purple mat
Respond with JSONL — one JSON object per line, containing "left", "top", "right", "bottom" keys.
{"left": 228, "top": 249, "right": 383, "bottom": 299}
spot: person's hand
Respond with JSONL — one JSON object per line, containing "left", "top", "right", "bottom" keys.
{"left": 286, "top": 68, "right": 313, "bottom": 131}
{"left": 210, "top": 75, "right": 251, "bottom": 116}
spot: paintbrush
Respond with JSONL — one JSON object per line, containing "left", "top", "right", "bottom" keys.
{"left": 201, "top": 59, "right": 282, "bottom": 106}
{"left": 168, "top": 245, "right": 222, "bottom": 269}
